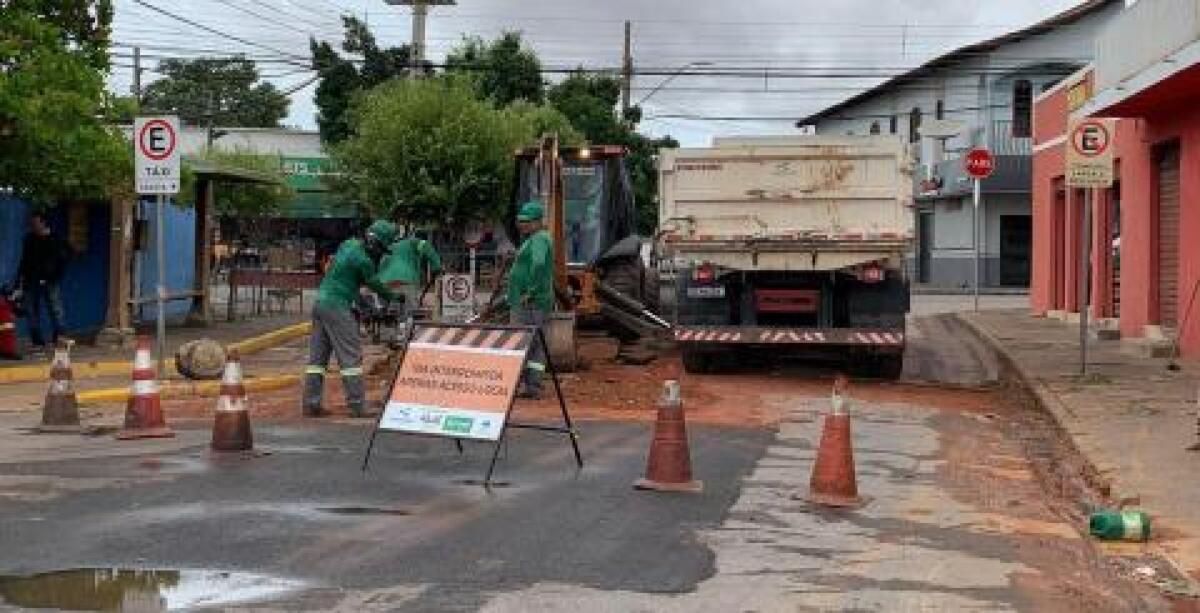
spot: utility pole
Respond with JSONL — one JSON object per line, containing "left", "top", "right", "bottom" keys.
{"left": 131, "top": 46, "right": 143, "bottom": 104}
{"left": 621, "top": 20, "right": 633, "bottom": 121}
{"left": 385, "top": 1, "right": 456, "bottom": 75}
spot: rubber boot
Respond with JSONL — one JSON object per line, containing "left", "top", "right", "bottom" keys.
{"left": 303, "top": 374, "right": 327, "bottom": 417}
{"left": 343, "top": 375, "right": 368, "bottom": 418}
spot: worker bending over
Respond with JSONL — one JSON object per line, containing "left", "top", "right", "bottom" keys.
{"left": 507, "top": 201, "right": 554, "bottom": 399}
{"left": 304, "top": 220, "right": 398, "bottom": 418}
{"left": 376, "top": 227, "right": 442, "bottom": 320}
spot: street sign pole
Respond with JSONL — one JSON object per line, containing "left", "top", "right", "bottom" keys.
{"left": 156, "top": 194, "right": 167, "bottom": 379}
{"left": 134, "top": 115, "right": 180, "bottom": 380}
{"left": 964, "top": 148, "right": 993, "bottom": 313}
{"left": 1080, "top": 189, "right": 1093, "bottom": 375}
{"left": 973, "top": 177, "right": 981, "bottom": 312}
{"left": 1065, "top": 118, "right": 1114, "bottom": 376}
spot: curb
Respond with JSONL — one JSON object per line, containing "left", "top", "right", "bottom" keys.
{"left": 954, "top": 313, "right": 1114, "bottom": 492}
{"left": 227, "top": 321, "right": 312, "bottom": 356}
{"left": 77, "top": 374, "right": 302, "bottom": 404}
{"left": 0, "top": 321, "right": 312, "bottom": 386}
{"left": 954, "top": 312, "right": 1200, "bottom": 582}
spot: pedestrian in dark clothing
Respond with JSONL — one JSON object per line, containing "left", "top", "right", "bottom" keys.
{"left": 18, "top": 213, "right": 71, "bottom": 350}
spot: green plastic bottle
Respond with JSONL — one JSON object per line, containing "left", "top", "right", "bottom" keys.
{"left": 1089, "top": 510, "right": 1151, "bottom": 542}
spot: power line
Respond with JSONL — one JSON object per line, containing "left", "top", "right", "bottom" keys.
{"left": 131, "top": 0, "right": 310, "bottom": 63}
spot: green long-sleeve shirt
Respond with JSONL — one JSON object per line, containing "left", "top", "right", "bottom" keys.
{"left": 316, "top": 238, "right": 394, "bottom": 310}
{"left": 377, "top": 238, "right": 442, "bottom": 287}
{"left": 507, "top": 229, "right": 554, "bottom": 312}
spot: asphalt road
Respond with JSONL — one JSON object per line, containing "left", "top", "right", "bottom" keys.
{"left": 0, "top": 294, "right": 1175, "bottom": 612}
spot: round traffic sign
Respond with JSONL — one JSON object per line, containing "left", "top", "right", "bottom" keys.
{"left": 1071, "top": 119, "right": 1111, "bottom": 158}
{"left": 964, "top": 148, "right": 995, "bottom": 179}
{"left": 444, "top": 275, "right": 472, "bottom": 303}
{"left": 138, "top": 119, "right": 177, "bottom": 161}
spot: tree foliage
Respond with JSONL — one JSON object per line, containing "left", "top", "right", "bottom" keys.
{"left": 140, "top": 57, "right": 289, "bottom": 127}
{"left": 331, "top": 76, "right": 578, "bottom": 228}
{"left": 310, "top": 16, "right": 420, "bottom": 144}
{"left": 0, "top": 0, "right": 130, "bottom": 205}
{"left": 446, "top": 32, "right": 544, "bottom": 107}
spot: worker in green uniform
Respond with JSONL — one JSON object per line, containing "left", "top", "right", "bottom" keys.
{"left": 376, "top": 228, "right": 442, "bottom": 319}
{"left": 508, "top": 201, "right": 555, "bottom": 399}
{"left": 303, "top": 220, "right": 398, "bottom": 418}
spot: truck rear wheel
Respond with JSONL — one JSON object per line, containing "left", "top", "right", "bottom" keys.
{"left": 876, "top": 354, "right": 904, "bottom": 380}
{"left": 681, "top": 348, "right": 713, "bottom": 374}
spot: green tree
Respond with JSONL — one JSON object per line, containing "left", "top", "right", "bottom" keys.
{"left": 547, "top": 71, "right": 627, "bottom": 144}
{"left": 310, "top": 15, "right": 418, "bottom": 144}
{"left": 446, "top": 32, "right": 544, "bottom": 106}
{"left": 332, "top": 76, "right": 577, "bottom": 228}
{"left": 0, "top": 0, "right": 130, "bottom": 205}
{"left": 140, "top": 57, "right": 289, "bottom": 127}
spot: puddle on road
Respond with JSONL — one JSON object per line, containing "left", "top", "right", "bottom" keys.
{"left": 0, "top": 568, "right": 305, "bottom": 611}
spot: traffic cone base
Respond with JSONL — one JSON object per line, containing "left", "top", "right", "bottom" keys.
{"left": 212, "top": 411, "right": 253, "bottom": 451}
{"left": 805, "top": 412, "right": 864, "bottom": 508}
{"left": 634, "top": 381, "right": 702, "bottom": 494}
{"left": 117, "top": 337, "right": 174, "bottom": 440}
{"left": 36, "top": 342, "right": 80, "bottom": 433}
{"left": 211, "top": 350, "right": 252, "bottom": 452}
{"left": 634, "top": 477, "right": 703, "bottom": 493}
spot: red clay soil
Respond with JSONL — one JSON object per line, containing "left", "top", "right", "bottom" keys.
{"left": 161, "top": 335, "right": 1006, "bottom": 429}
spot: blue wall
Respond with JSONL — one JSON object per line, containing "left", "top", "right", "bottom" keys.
{"left": 135, "top": 197, "right": 196, "bottom": 322}
{"left": 0, "top": 196, "right": 111, "bottom": 336}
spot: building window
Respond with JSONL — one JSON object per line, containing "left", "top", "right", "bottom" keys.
{"left": 935, "top": 100, "right": 945, "bottom": 120}
{"left": 1012, "top": 79, "right": 1033, "bottom": 138}
{"left": 889, "top": 115, "right": 898, "bottom": 134}
{"left": 869, "top": 121, "right": 881, "bottom": 135}
{"left": 909, "top": 107, "right": 922, "bottom": 143}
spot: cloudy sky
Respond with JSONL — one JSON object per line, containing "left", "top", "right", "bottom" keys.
{"left": 108, "top": 0, "right": 1085, "bottom": 146}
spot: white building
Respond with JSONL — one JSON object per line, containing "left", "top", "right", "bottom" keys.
{"left": 797, "top": 0, "right": 1124, "bottom": 289}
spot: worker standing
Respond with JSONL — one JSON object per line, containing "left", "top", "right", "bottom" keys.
{"left": 376, "top": 228, "right": 442, "bottom": 320}
{"left": 508, "top": 201, "right": 554, "bottom": 399}
{"left": 303, "top": 220, "right": 398, "bottom": 418}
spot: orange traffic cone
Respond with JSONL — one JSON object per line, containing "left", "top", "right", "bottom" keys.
{"left": 116, "top": 336, "right": 174, "bottom": 440}
{"left": 634, "top": 380, "right": 703, "bottom": 493}
{"left": 211, "top": 349, "right": 253, "bottom": 452}
{"left": 806, "top": 374, "right": 864, "bottom": 508}
{"left": 37, "top": 339, "right": 80, "bottom": 433}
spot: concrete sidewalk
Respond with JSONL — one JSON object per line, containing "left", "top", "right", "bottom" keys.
{"left": 959, "top": 309, "right": 1200, "bottom": 580}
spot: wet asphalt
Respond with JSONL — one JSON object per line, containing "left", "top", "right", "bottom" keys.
{"left": 0, "top": 419, "right": 770, "bottom": 611}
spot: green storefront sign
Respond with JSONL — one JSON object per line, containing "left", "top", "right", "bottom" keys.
{"left": 279, "top": 157, "right": 357, "bottom": 219}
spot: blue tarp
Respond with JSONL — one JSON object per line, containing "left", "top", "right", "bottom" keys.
{"left": 135, "top": 197, "right": 196, "bottom": 322}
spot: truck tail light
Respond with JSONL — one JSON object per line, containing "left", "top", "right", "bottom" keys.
{"left": 860, "top": 264, "right": 885, "bottom": 284}
{"left": 693, "top": 262, "right": 715, "bottom": 284}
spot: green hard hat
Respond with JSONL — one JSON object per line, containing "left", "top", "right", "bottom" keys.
{"left": 517, "top": 201, "right": 545, "bottom": 222}
{"left": 366, "top": 219, "right": 399, "bottom": 244}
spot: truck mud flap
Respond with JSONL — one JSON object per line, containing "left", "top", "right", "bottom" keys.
{"left": 674, "top": 327, "right": 904, "bottom": 347}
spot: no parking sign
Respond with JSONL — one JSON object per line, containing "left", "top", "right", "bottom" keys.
{"left": 440, "top": 274, "right": 475, "bottom": 321}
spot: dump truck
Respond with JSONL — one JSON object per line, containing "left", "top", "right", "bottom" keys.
{"left": 658, "top": 135, "right": 914, "bottom": 377}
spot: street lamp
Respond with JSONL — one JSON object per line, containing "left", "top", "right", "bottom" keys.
{"left": 384, "top": 0, "right": 457, "bottom": 73}
{"left": 635, "top": 61, "right": 714, "bottom": 107}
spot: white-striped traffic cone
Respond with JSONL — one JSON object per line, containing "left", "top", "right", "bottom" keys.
{"left": 211, "top": 349, "right": 253, "bottom": 452}
{"left": 37, "top": 339, "right": 80, "bottom": 433}
{"left": 116, "top": 336, "right": 174, "bottom": 440}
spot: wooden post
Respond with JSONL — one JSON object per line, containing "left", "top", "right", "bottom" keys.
{"left": 99, "top": 197, "right": 135, "bottom": 345}
{"left": 189, "top": 179, "right": 214, "bottom": 326}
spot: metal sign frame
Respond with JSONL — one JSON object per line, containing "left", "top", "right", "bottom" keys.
{"left": 361, "top": 320, "right": 582, "bottom": 487}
